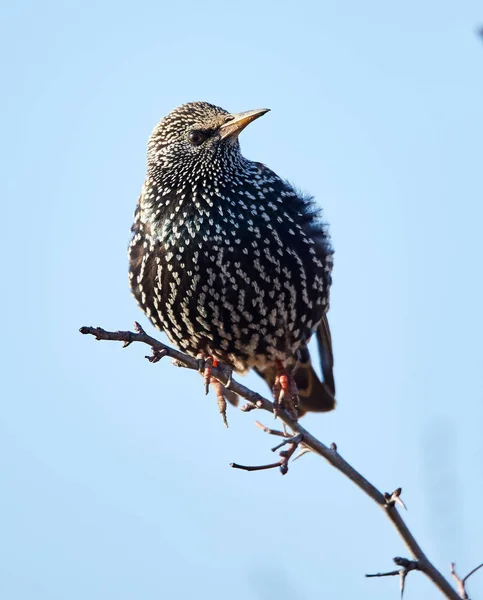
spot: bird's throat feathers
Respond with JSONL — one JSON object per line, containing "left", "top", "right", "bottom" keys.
{"left": 140, "top": 178, "right": 230, "bottom": 248}
{"left": 141, "top": 158, "right": 273, "bottom": 246}
{"left": 140, "top": 156, "right": 329, "bottom": 262}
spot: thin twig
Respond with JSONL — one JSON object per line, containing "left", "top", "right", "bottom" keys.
{"left": 80, "top": 324, "right": 463, "bottom": 600}
{"left": 254, "top": 421, "right": 290, "bottom": 438}
{"left": 230, "top": 461, "right": 282, "bottom": 472}
{"left": 367, "top": 557, "right": 421, "bottom": 598}
{"left": 271, "top": 432, "right": 303, "bottom": 452}
{"left": 450, "top": 561, "right": 483, "bottom": 599}
{"left": 451, "top": 563, "right": 470, "bottom": 599}
{"left": 366, "top": 568, "right": 401, "bottom": 578}
{"left": 463, "top": 562, "right": 483, "bottom": 584}
{"left": 230, "top": 432, "right": 303, "bottom": 475}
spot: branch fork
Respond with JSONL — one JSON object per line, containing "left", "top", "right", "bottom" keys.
{"left": 366, "top": 556, "right": 421, "bottom": 598}
{"left": 231, "top": 431, "right": 304, "bottom": 475}
{"left": 451, "top": 562, "right": 483, "bottom": 600}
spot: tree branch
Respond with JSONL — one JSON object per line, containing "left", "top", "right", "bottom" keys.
{"left": 80, "top": 323, "right": 464, "bottom": 599}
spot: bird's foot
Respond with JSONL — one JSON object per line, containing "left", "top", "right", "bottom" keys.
{"left": 210, "top": 379, "right": 229, "bottom": 428}
{"left": 197, "top": 355, "right": 236, "bottom": 427}
{"left": 272, "top": 362, "right": 300, "bottom": 420}
{"left": 197, "top": 355, "right": 219, "bottom": 395}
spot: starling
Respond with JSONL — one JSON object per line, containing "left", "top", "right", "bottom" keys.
{"left": 129, "top": 102, "right": 335, "bottom": 417}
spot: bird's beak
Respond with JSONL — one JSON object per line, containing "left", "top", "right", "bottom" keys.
{"left": 219, "top": 108, "right": 270, "bottom": 140}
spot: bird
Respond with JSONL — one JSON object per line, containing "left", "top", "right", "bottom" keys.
{"left": 128, "top": 101, "right": 335, "bottom": 419}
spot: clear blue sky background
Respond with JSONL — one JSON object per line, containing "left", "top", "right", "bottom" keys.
{"left": 1, "top": 1, "right": 482, "bottom": 598}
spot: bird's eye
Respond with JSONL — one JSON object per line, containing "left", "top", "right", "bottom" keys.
{"left": 189, "top": 130, "right": 207, "bottom": 146}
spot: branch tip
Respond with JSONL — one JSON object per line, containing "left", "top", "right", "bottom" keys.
{"left": 293, "top": 447, "right": 311, "bottom": 461}
{"left": 464, "top": 561, "right": 483, "bottom": 583}
{"left": 133, "top": 321, "right": 145, "bottom": 334}
{"left": 240, "top": 402, "right": 258, "bottom": 412}
{"left": 146, "top": 348, "right": 167, "bottom": 363}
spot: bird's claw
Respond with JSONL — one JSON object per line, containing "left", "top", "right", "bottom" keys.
{"left": 197, "top": 355, "right": 229, "bottom": 426}
{"left": 272, "top": 364, "right": 299, "bottom": 420}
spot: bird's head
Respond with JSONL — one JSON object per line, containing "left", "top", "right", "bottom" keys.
{"left": 146, "top": 101, "right": 269, "bottom": 182}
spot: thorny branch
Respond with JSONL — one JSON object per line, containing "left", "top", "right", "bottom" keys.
{"left": 80, "top": 323, "right": 480, "bottom": 600}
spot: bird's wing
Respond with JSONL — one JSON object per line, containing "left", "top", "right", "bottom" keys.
{"left": 128, "top": 194, "right": 166, "bottom": 333}
{"left": 290, "top": 314, "right": 336, "bottom": 415}
{"left": 315, "top": 313, "right": 335, "bottom": 396}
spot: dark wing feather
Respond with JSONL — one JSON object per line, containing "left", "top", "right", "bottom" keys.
{"left": 254, "top": 316, "right": 336, "bottom": 417}
{"left": 315, "top": 314, "right": 335, "bottom": 396}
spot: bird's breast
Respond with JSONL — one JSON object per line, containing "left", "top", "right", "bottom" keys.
{"left": 130, "top": 184, "right": 332, "bottom": 370}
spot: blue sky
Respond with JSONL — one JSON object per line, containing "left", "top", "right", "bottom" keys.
{"left": 2, "top": 1, "right": 483, "bottom": 598}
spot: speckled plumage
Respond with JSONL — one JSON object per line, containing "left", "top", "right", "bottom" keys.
{"left": 129, "top": 102, "right": 336, "bottom": 414}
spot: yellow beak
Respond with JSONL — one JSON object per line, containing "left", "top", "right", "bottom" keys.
{"left": 219, "top": 108, "right": 270, "bottom": 140}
